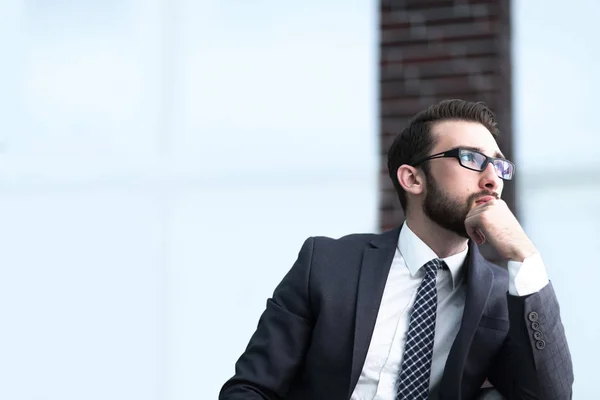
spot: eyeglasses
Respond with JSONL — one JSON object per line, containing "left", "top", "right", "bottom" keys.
{"left": 411, "top": 148, "right": 515, "bottom": 180}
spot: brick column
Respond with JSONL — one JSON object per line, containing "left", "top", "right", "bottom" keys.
{"left": 378, "top": 0, "right": 514, "bottom": 261}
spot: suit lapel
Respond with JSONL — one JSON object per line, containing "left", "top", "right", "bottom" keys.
{"left": 348, "top": 227, "right": 400, "bottom": 397}
{"left": 440, "top": 243, "right": 494, "bottom": 398}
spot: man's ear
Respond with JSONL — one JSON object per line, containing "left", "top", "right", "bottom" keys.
{"left": 397, "top": 165, "right": 425, "bottom": 196}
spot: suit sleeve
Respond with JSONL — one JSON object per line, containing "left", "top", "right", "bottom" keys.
{"left": 487, "top": 282, "right": 574, "bottom": 399}
{"left": 219, "top": 237, "right": 316, "bottom": 400}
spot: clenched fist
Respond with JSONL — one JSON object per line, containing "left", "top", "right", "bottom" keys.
{"left": 464, "top": 198, "right": 537, "bottom": 262}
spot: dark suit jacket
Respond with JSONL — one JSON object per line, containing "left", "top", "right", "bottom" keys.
{"left": 219, "top": 227, "right": 574, "bottom": 399}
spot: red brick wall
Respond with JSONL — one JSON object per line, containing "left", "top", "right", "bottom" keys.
{"left": 378, "top": 0, "right": 514, "bottom": 261}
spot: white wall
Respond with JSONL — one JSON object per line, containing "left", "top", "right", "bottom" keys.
{"left": 0, "top": 1, "right": 377, "bottom": 399}
{"left": 513, "top": 1, "right": 600, "bottom": 397}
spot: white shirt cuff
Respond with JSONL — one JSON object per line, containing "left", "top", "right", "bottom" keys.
{"left": 507, "top": 252, "right": 550, "bottom": 296}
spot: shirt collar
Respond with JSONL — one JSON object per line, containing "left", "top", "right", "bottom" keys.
{"left": 398, "top": 222, "right": 469, "bottom": 288}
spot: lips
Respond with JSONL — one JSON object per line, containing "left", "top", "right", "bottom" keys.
{"left": 475, "top": 195, "right": 495, "bottom": 205}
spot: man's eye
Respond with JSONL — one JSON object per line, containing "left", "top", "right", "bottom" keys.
{"left": 460, "top": 152, "right": 475, "bottom": 162}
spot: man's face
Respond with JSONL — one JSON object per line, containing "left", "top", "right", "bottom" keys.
{"left": 420, "top": 120, "right": 505, "bottom": 237}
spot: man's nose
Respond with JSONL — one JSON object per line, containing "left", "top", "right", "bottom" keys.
{"left": 479, "top": 163, "right": 501, "bottom": 191}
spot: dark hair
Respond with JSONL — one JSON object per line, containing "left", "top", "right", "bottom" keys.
{"left": 387, "top": 99, "right": 500, "bottom": 211}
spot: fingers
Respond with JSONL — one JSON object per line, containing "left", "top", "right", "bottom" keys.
{"left": 465, "top": 202, "right": 496, "bottom": 244}
{"left": 465, "top": 218, "right": 486, "bottom": 245}
{"left": 475, "top": 228, "right": 486, "bottom": 244}
{"left": 464, "top": 199, "right": 508, "bottom": 245}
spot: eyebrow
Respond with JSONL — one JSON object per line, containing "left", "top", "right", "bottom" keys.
{"left": 460, "top": 146, "right": 505, "bottom": 159}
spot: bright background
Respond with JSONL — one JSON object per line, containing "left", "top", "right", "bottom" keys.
{"left": 0, "top": 0, "right": 597, "bottom": 398}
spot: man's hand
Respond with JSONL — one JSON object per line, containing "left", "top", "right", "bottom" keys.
{"left": 464, "top": 199, "right": 537, "bottom": 262}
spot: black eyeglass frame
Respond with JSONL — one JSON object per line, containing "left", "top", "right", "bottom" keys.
{"left": 411, "top": 148, "right": 515, "bottom": 180}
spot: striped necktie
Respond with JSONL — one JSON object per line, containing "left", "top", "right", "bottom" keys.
{"left": 396, "top": 258, "right": 446, "bottom": 400}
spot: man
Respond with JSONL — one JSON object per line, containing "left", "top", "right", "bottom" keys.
{"left": 219, "top": 100, "right": 573, "bottom": 399}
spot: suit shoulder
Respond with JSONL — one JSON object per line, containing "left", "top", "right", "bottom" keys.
{"left": 301, "top": 232, "right": 378, "bottom": 258}
{"left": 310, "top": 232, "right": 377, "bottom": 249}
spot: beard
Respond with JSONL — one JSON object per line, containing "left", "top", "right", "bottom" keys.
{"left": 422, "top": 173, "right": 495, "bottom": 238}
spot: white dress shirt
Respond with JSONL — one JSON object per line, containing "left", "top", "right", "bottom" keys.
{"left": 350, "top": 223, "right": 549, "bottom": 400}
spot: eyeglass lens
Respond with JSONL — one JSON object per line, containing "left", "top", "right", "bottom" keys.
{"left": 459, "top": 149, "right": 513, "bottom": 179}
